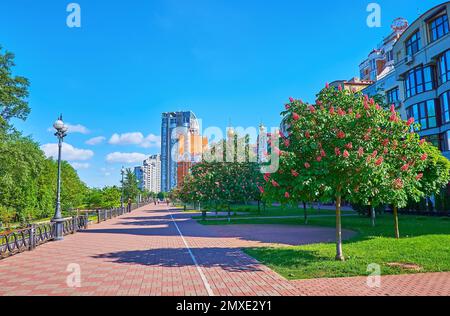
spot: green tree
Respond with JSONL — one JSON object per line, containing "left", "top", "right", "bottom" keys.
{"left": 0, "top": 46, "right": 30, "bottom": 124}
{"left": 123, "top": 169, "right": 139, "bottom": 201}
{"left": 269, "top": 86, "right": 439, "bottom": 261}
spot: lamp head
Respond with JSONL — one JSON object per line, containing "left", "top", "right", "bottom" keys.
{"left": 53, "top": 119, "right": 64, "bottom": 131}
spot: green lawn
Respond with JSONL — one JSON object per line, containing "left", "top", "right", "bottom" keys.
{"left": 198, "top": 214, "right": 450, "bottom": 280}
{"left": 190, "top": 204, "right": 354, "bottom": 219}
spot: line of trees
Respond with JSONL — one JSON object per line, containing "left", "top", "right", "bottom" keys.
{"left": 0, "top": 45, "right": 131, "bottom": 228}
{"left": 263, "top": 85, "right": 450, "bottom": 260}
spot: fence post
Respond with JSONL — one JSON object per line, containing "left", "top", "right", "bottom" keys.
{"left": 29, "top": 224, "right": 36, "bottom": 250}
{"left": 72, "top": 216, "right": 77, "bottom": 233}
{"left": 97, "top": 210, "right": 100, "bottom": 223}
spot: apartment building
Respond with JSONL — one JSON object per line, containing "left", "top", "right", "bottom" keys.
{"left": 392, "top": 2, "right": 450, "bottom": 159}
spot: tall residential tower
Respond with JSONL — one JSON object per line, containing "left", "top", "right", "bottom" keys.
{"left": 160, "top": 111, "right": 201, "bottom": 192}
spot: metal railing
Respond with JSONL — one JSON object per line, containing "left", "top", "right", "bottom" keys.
{"left": 0, "top": 203, "right": 142, "bottom": 260}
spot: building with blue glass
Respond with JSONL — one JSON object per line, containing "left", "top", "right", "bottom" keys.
{"left": 160, "top": 111, "right": 199, "bottom": 192}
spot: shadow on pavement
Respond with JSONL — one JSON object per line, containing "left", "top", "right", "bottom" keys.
{"left": 92, "top": 247, "right": 264, "bottom": 273}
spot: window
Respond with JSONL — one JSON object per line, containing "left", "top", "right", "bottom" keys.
{"left": 429, "top": 13, "right": 449, "bottom": 42}
{"left": 425, "top": 134, "right": 441, "bottom": 149}
{"left": 406, "top": 31, "right": 421, "bottom": 56}
{"left": 386, "top": 87, "right": 399, "bottom": 104}
{"left": 407, "top": 100, "right": 437, "bottom": 130}
{"left": 438, "top": 50, "right": 450, "bottom": 84}
{"left": 386, "top": 50, "right": 394, "bottom": 62}
{"left": 404, "top": 66, "right": 435, "bottom": 98}
{"left": 442, "top": 91, "right": 450, "bottom": 124}
{"left": 443, "top": 131, "right": 450, "bottom": 151}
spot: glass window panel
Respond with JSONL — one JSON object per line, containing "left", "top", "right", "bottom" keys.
{"left": 420, "top": 118, "right": 427, "bottom": 129}
{"left": 429, "top": 117, "right": 437, "bottom": 128}
{"left": 427, "top": 100, "right": 436, "bottom": 116}
{"left": 413, "top": 106, "right": 419, "bottom": 121}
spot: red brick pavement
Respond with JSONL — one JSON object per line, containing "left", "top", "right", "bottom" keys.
{"left": 0, "top": 204, "right": 449, "bottom": 296}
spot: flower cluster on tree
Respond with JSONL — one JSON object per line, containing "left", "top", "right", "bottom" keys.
{"left": 263, "top": 85, "right": 450, "bottom": 260}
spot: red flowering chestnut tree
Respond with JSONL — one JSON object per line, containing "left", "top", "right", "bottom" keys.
{"left": 270, "top": 85, "right": 442, "bottom": 261}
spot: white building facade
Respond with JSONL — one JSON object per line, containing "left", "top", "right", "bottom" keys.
{"left": 143, "top": 154, "right": 162, "bottom": 194}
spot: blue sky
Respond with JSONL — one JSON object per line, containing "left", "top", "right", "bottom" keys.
{"left": 0, "top": 0, "right": 445, "bottom": 188}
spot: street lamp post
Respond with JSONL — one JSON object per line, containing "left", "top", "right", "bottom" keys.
{"left": 120, "top": 167, "right": 125, "bottom": 212}
{"left": 52, "top": 115, "right": 68, "bottom": 241}
{"left": 137, "top": 179, "right": 140, "bottom": 208}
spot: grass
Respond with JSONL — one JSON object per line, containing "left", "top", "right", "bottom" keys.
{"left": 198, "top": 213, "right": 450, "bottom": 280}
{"left": 190, "top": 203, "right": 354, "bottom": 219}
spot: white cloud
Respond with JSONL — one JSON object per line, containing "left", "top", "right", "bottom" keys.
{"left": 100, "top": 167, "right": 115, "bottom": 177}
{"left": 47, "top": 123, "right": 90, "bottom": 134}
{"left": 141, "top": 134, "right": 161, "bottom": 148}
{"left": 86, "top": 136, "right": 106, "bottom": 146}
{"left": 70, "top": 162, "right": 90, "bottom": 170}
{"left": 108, "top": 132, "right": 160, "bottom": 148}
{"left": 41, "top": 143, "right": 94, "bottom": 161}
{"left": 67, "top": 124, "right": 90, "bottom": 134}
{"left": 106, "top": 152, "right": 147, "bottom": 164}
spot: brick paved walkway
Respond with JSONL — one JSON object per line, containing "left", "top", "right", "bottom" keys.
{"left": 0, "top": 204, "right": 449, "bottom": 296}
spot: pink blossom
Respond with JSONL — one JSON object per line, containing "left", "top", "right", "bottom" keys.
{"left": 317, "top": 156, "right": 322, "bottom": 162}
{"left": 390, "top": 113, "right": 399, "bottom": 122}
{"left": 326, "top": 82, "right": 329, "bottom": 89}
{"left": 337, "top": 130, "right": 346, "bottom": 139}
{"left": 401, "top": 164, "right": 410, "bottom": 171}
{"left": 330, "top": 106, "right": 335, "bottom": 115}
{"left": 289, "top": 97, "right": 295, "bottom": 103}
{"left": 284, "top": 139, "right": 290, "bottom": 148}
{"left": 416, "top": 173, "right": 424, "bottom": 180}
{"left": 421, "top": 154, "right": 428, "bottom": 161}
{"left": 407, "top": 117, "right": 415, "bottom": 126}
{"left": 364, "top": 100, "right": 370, "bottom": 110}
{"left": 393, "top": 178, "right": 404, "bottom": 190}
{"left": 357, "top": 147, "right": 364, "bottom": 157}
{"left": 343, "top": 150, "right": 350, "bottom": 158}
{"left": 390, "top": 104, "right": 396, "bottom": 113}
{"left": 291, "top": 170, "right": 299, "bottom": 177}
{"left": 305, "top": 131, "right": 311, "bottom": 139}
{"left": 419, "top": 139, "right": 426, "bottom": 145}
{"left": 285, "top": 192, "right": 290, "bottom": 198}
{"left": 320, "top": 149, "right": 326, "bottom": 157}
{"left": 271, "top": 180, "right": 280, "bottom": 187}
{"left": 356, "top": 113, "right": 362, "bottom": 119}
{"left": 335, "top": 147, "right": 341, "bottom": 156}
{"left": 345, "top": 142, "right": 353, "bottom": 150}
{"left": 375, "top": 157, "right": 384, "bottom": 166}
{"left": 258, "top": 186, "right": 265, "bottom": 194}
{"left": 309, "top": 105, "right": 316, "bottom": 113}
{"left": 337, "top": 108, "right": 346, "bottom": 116}
{"left": 304, "top": 162, "right": 311, "bottom": 169}
{"left": 292, "top": 112, "right": 300, "bottom": 121}
{"left": 285, "top": 104, "right": 290, "bottom": 110}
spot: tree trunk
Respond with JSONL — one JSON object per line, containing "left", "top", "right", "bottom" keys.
{"left": 303, "top": 202, "right": 308, "bottom": 225}
{"left": 371, "top": 206, "right": 376, "bottom": 227}
{"left": 335, "top": 192, "right": 345, "bottom": 261}
{"left": 393, "top": 206, "right": 400, "bottom": 239}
